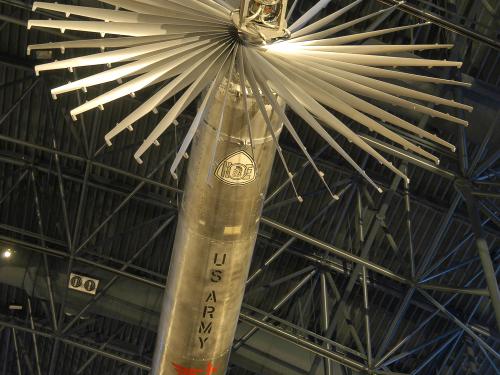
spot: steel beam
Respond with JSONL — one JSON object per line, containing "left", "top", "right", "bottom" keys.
{"left": 478, "top": 343, "right": 500, "bottom": 374}
{"left": 418, "top": 289, "right": 499, "bottom": 360}
{"left": 460, "top": 185, "right": 500, "bottom": 331}
{"left": 0, "top": 235, "right": 165, "bottom": 288}
{"left": 0, "top": 169, "right": 28, "bottom": 206}
{"left": 261, "top": 217, "right": 409, "bottom": 284}
{"left": 11, "top": 329, "right": 22, "bottom": 375}
{"left": 4, "top": 220, "right": 495, "bottom": 334}
{"left": 470, "top": 190, "right": 500, "bottom": 200}
{"left": 3, "top": 134, "right": 499, "bottom": 239}
{"left": 362, "top": 267, "right": 372, "bottom": 370}
{"left": 61, "top": 216, "right": 176, "bottom": 335}
{"left": 437, "top": 338, "right": 466, "bottom": 375}
{"left": 27, "top": 298, "right": 43, "bottom": 375}
{"left": 325, "top": 272, "right": 366, "bottom": 355}
{"left": 248, "top": 186, "right": 349, "bottom": 284}
{"left": 0, "top": 154, "right": 175, "bottom": 211}
{"left": 75, "top": 325, "right": 127, "bottom": 374}
{"left": 234, "top": 270, "right": 317, "bottom": 350}
{"left": 0, "top": 78, "right": 39, "bottom": 126}
{"left": 401, "top": 164, "right": 415, "bottom": 278}
{"left": 30, "top": 170, "right": 59, "bottom": 332}
{"left": 246, "top": 266, "right": 316, "bottom": 296}
{"left": 421, "top": 255, "right": 490, "bottom": 284}
{"left": 293, "top": 273, "right": 319, "bottom": 331}
{"left": 64, "top": 75, "right": 91, "bottom": 158}
{"left": 308, "top": 171, "right": 402, "bottom": 374}
{"left": 376, "top": 190, "right": 460, "bottom": 363}
{"left": 351, "top": 172, "right": 407, "bottom": 373}
{"left": 417, "top": 284, "right": 490, "bottom": 297}
{"left": 0, "top": 319, "right": 151, "bottom": 371}
{"left": 50, "top": 111, "right": 100, "bottom": 375}
{"left": 241, "top": 302, "right": 365, "bottom": 359}
{"left": 16, "top": 333, "right": 37, "bottom": 375}
{"left": 1, "top": 326, "right": 11, "bottom": 375}
{"left": 473, "top": 150, "right": 500, "bottom": 179}
{"left": 375, "top": 0, "right": 500, "bottom": 50}
{"left": 410, "top": 332, "right": 461, "bottom": 375}
{"left": 0, "top": 133, "right": 182, "bottom": 194}
{"left": 361, "top": 184, "right": 402, "bottom": 264}
{"left": 478, "top": 201, "right": 500, "bottom": 228}
{"left": 2, "top": 306, "right": 371, "bottom": 375}
{"left": 467, "top": 113, "right": 498, "bottom": 177}
{"left": 239, "top": 313, "right": 369, "bottom": 373}
{"left": 287, "top": 142, "right": 500, "bottom": 237}
{"left": 372, "top": 264, "right": 490, "bottom": 369}
{"left": 2, "top": 232, "right": 496, "bottom": 374}
{"left": 415, "top": 193, "right": 461, "bottom": 275}
{"left": 45, "top": 92, "right": 75, "bottom": 250}
{"left": 74, "top": 150, "right": 176, "bottom": 255}
{"left": 320, "top": 273, "right": 334, "bottom": 375}
{"left": 420, "top": 227, "right": 477, "bottom": 281}
{"left": 383, "top": 329, "right": 460, "bottom": 368}
{"left": 264, "top": 144, "right": 330, "bottom": 205}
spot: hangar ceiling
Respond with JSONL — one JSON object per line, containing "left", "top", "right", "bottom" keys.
{"left": 0, "top": 0, "right": 499, "bottom": 374}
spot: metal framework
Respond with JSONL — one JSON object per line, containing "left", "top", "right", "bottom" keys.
{"left": 0, "top": 0, "right": 499, "bottom": 374}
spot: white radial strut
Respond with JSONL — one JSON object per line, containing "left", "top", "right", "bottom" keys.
{"left": 28, "top": 0, "right": 472, "bottom": 191}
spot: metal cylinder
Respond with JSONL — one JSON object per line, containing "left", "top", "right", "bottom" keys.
{"left": 152, "top": 77, "right": 283, "bottom": 374}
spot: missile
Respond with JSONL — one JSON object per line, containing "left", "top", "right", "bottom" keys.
{"left": 152, "top": 76, "right": 284, "bottom": 374}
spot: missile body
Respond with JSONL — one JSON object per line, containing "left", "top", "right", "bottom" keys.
{"left": 152, "top": 80, "right": 283, "bottom": 374}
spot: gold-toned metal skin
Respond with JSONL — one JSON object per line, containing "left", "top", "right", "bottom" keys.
{"left": 152, "top": 78, "right": 283, "bottom": 375}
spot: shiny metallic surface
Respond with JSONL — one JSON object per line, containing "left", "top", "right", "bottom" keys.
{"left": 152, "top": 78, "right": 283, "bottom": 375}
{"left": 236, "top": 0, "right": 289, "bottom": 43}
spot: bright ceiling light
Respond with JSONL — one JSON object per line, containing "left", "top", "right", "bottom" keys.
{"left": 27, "top": 0, "right": 471, "bottom": 192}
{"left": 2, "top": 248, "right": 13, "bottom": 259}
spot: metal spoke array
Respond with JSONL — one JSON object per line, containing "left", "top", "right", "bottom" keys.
{"left": 0, "top": 0, "right": 499, "bottom": 374}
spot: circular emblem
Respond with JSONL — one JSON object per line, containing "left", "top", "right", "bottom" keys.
{"left": 70, "top": 275, "right": 82, "bottom": 288}
{"left": 214, "top": 151, "right": 256, "bottom": 186}
{"left": 84, "top": 279, "right": 96, "bottom": 292}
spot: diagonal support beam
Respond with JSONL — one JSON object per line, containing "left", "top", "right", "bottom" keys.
{"left": 75, "top": 325, "right": 128, "bottom": 374}
{"left": 0, "top": 169, "right": 28, "bottom": 206}
{"left": 409, "top": 331, "right": 461, "bottom": 375}
{"left": 418, "top": 289, "right": 499, "bottom": 360}
{"left": 309, "top": 171, "right": 404, "bottom": 374}
{"left": 30, "top": 169, "right": 59, "bottom": 332}
{"left": 261, "top": 217, "right": 409, "bottom": 284}
{"left": 375, "top": 0, "right": 500, "bottom": 50}
{"left": 249, "top": 184, "right": 351, "bottom": 284}
{"left": 74, "top": 150, "right": 176, "bottom": 255}
{"left": 459, "top": 184, "right": 500, "bottom": 331}
{"left": 61, "top": 215, "right": 176, "bottom": 334}
{"left": 0, "top": 78, "right": 40, "bottom": 126}
{"left": 234, "top": 269, "right": 317, "bottom": 350}
{"left": 0, "top": 319, "right": 151, "bottom": 371}
{"left": 239, "top": 313, "right": 369, "bottom": 373}
{"left": 376, "top": 193, "right": 462, "bottom": 362}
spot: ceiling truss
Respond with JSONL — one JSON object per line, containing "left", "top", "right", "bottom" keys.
{"left": 0, "top": 0, "right": 499, "bottom": 374}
